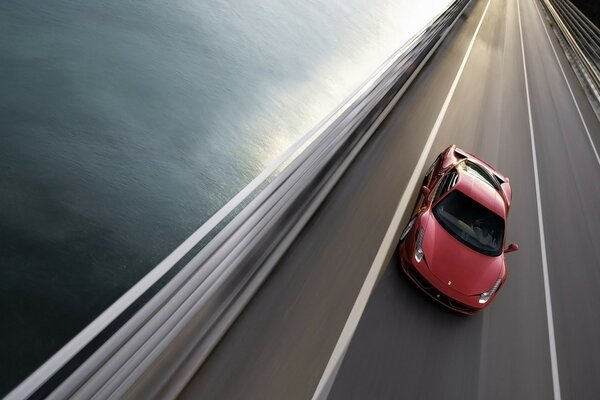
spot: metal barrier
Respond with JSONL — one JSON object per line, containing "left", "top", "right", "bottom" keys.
{"left": 7, "top": 0, "right": 473, "bottom": 398}
{"left": 540, "top": 0, "right": 600, "bottom": 118}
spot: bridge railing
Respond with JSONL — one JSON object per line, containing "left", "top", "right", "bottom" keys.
{"left": 540, "top": 0, "right": 600, "bottom": 117}
{"left": 7, "top": 1, "right": 474, "bottom": 398}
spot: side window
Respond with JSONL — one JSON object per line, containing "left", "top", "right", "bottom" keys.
{"left": 434, "top": 170, "right": 457, "bottom": 203}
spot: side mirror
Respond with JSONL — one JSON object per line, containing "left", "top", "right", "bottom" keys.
{"left": 504, "top": 243, "right": 519, "bottom": 253}
{"left": 421, "top": 186, "right": 431, "bottom": 198}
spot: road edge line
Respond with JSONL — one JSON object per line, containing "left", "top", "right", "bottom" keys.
{"left": 311, "top": 1, "right": 492, "bottom": 398}
{"left": 517, "top": 1, "right": 562, "bottom": 399}
{"left": 533, "top": 0, "right": 600, "bottom": 167}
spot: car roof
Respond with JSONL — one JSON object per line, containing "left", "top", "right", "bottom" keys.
{"left": 452, "top": 168, "right": 507, "bottom": 219}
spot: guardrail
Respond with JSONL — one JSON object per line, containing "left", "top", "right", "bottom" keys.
{"left": 540, "top": 0, "right": 600, "bottom": 118}
{"left": 7, "top": 1, "right": 473, "bottom": 398}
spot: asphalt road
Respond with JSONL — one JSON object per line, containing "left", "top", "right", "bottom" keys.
{"left": 179, "top": 0, "right": 600, "bottom": 399}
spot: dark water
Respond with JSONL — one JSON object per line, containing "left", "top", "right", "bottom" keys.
{"left": 0, "top": 0, "right": 449, "bottom": 393}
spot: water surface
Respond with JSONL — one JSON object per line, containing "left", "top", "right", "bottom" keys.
{"left": 0, "top": 0, "right": 450, "bottom": 393}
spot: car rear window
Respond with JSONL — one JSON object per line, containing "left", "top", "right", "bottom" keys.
{"left": 461, "top": 160, "right": 500, "bottom": 189}
{"left": 433, "top": 190, "right": 504, "bottom": 256}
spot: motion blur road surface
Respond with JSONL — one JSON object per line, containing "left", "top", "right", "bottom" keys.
{"left": 179, "top": 0, "right": 600, "bottom": 399}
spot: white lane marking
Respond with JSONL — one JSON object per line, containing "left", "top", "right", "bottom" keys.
{"left": 533, "top": 0, "right": 600, "bottom": 167}
{"left": 517, "top": 1, "right": 562, "bottom": 399}
{"left": 311, "top": 1, "right": 492, "bottom": 398}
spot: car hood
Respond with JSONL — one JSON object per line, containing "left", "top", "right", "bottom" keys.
{"left": 422, "top": 216, "right": 503, "bottom": 295}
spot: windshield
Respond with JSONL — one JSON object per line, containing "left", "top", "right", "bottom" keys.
{"left": 433, "top": 190, "right": 504, "bottom": 256}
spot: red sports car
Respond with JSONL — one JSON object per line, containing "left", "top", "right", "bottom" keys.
{"left": 398, "top": 145, "right": 518, "bottom": 314}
